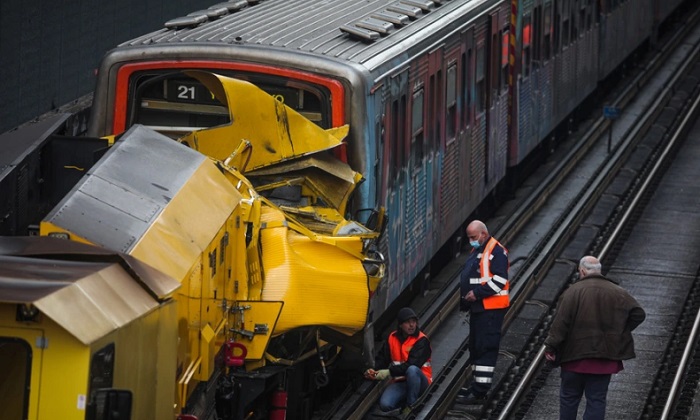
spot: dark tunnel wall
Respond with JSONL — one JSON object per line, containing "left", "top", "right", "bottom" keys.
{"left": 0, "top": 0, "right": 212, "bottom": 133}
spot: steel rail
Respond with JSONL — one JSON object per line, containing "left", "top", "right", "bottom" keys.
{"left": 656, "top": 92, "right": 700, "bottom": 420}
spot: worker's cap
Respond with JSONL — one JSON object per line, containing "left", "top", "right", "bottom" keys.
{"left": 397, "top": 307, "right": 418, "bottom": 324}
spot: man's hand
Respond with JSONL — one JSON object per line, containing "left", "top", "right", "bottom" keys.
{"left": 374, "top": 369, "right": 391, "bottom": 381}
{"left": 463, "top": 290, "right": 476, "bottom": 302}
{"left": 363, "top": 369, "right": 377, "bottom": 380}
{"left": 545, "top": 351, "right": 556, "bottom": 362}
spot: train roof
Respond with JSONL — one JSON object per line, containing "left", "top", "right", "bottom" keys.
{"left": 0, "top": 236, "right": 180, "bottom": 344}
{"left": 119, "top": 0, "right": 492, "bottom": 68}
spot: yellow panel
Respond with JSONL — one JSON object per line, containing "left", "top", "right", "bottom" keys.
{"left": 232, "top": 301, "right": 283, "bottom": 360}
{"left": 0, "top": 306, "right": 90, "bottom": 420}
{"left": 258, "top": 208, "right": 369, "bottom": 335}
{"left": 34, "top": 264, "right": 160, "bottom": 345}
{"left": 180, "top": 72, "right": 345, "bottom": 171}
{"left": 125, "top": 156, "right": 241, "bottom": 391}
{"left": 130, "top": 161, "right": 242, "bottom": 284}
{"left": 99, "top": 299, "right": 178, "bottom": 420}
{"left": 39, "top": 223, "right": 93, "bottom": 245}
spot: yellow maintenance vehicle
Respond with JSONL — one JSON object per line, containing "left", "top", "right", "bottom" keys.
{"left": 0, "top": 72, "right": 385, "bottom": 420}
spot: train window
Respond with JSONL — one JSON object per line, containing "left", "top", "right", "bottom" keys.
{"left": 375, "top": 115, "right": 384, "bottom": 202}
{"left": 533, "top": 8, "right": 541, "bottom": 63}
{"left": 544, "top": 4, "right": 552, "bottom": 60}
{"left": 522, "top": 14, "right": 531, "bottom": 77}
{"left": 391, "top": 100, "right": 399, "bottom": 179}
{"left": 412, "top": 90, "right": 424, "bottom": 166}
{"left": 501, "top": 30, "right": 509, "bottom": 90}
{"left": 461, "top": 48, "right": 472, "bottom": 128}
{"left": 127, "top": 70, "right": 332, "bottom": 138}
{"left": 130, "top": 73, "right": 230, "bottom": 138}
{"left": 427, "top": 66, "right": 442, "bottom": 160}
{"left": 446, "top": 66, "right": 457, "bottom": 141}
{"left": 88, "top": 343, "right": 115, "bottom": 398}
{"left": 400, "top": 95, "right": 407, "bottom": 171}
{"left": 553, "top": 7, "right": 560, "bottom": 53}
{"left": 476, "top": 45, "right": 486, "bottom": 113}
{"left": 491, "top": 32, "right": 499, "bottom": 99}
{"left": 0, "top": 337, "right": 31, "bottom": 420}
{"left": 391, "top": 97, "right": 407, "bottom": 178}
{"left": 562, "top": 19, "right": 570, "bottom": 48}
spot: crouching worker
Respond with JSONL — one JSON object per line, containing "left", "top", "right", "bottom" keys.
{"left": 364, "top": 307, "right": 433, "bottom": 414}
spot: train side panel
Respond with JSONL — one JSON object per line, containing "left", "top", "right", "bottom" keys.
{"left": 599, "top": 0, "right": 653, "bottom": 80}
{"left": 656, "top": 0, "right": 684, "bottom": 25}
{"left": 367, "top": 1, "right": 512, "bottom": 310}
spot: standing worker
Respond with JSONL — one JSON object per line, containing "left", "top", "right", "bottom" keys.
{"left": 458, "top": 220, "right": 510, "bottom": 404}
{"left": 544, "top": 256, "right": 646, "bottom": 420}
{"left": 364, "top": 307, "right": 432, "bottom": 415}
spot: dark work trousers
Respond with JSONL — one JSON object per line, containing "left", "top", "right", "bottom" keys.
{"left": 559, "top": 370, "right": 612, "bottom": 420}
{"left": 468, "top": 308, "right": 506, "bottom": 395}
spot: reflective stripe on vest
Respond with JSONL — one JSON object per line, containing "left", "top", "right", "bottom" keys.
{"left": 478, "top": 237, "right": 510, "bottom": 309}
{"left": 387, "top": 331, "right": 433, "bottom": 384}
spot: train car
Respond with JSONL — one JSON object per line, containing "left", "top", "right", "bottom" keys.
{"left": 0, "top": 236, "right": 180, "bottom": 420}
{"left": 1, "top": 75, "right": 386, "bottom": 419}
{"left": 597, "top": 0, "right": 653, "bottom": 80}
{"left": 508, "top": 0, "right": 659, "bottom": 165}
{"left": 84, "top": 0, "right": 677, "bottom": 329}
{"left": 85, "top": 0, "right": 514, "bottom": 329}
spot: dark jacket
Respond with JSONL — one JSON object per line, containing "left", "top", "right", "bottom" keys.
{"left": 375, "top": 327, "right": 431, "bottom": 378}
{"left": 459, "top": 236, "right": 509, "bottom": 312}
{"left": 544, "top": 274, "right": 646, "bottom": 364}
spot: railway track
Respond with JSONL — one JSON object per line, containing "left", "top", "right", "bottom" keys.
{"left": 317, "top": 2, "right": 700, "bottom": 419}
{"left": 498, "top": 39, "right": 700, "bottom": 420}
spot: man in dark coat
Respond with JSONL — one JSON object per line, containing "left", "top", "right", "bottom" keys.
{"left": 544, "top": 255, "right": 646, "bottom": 420}
{"left": 364, "top": 307, "right": 432, "bottom": 415}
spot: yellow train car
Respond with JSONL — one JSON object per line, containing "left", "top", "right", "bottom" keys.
{"left": 0, "top": 236, "right": 180, "bottom": 420}
{"left": 35, "top": 73, "right": 385, "bottom": 419}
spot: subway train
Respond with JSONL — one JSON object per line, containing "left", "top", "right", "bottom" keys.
{"left": 84, "top": 0, "right": 680, "bottom": 317}
{"left": 0, "top": 0, "right": 685, "bottom": 418}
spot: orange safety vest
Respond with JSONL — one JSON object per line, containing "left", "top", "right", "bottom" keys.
{"left": 387, "top": 331, "right": 433, "bottom": 384}
{"left": 478, "top": 237, "right": 510, "bottom": 310}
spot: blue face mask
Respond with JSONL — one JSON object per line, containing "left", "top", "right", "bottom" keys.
{"left": 470, "top": 240, "right": 480, "bottom": 249}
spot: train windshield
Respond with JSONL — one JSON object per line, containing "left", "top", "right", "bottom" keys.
{"left": 127, "top": 70, "right": 332, "bottom": 138}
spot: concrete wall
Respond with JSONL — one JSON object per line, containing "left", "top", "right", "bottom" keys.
{"left": 0, "top": 0, "right": 212, "bottom": 133}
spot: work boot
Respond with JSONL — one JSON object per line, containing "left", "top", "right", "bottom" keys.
{"left": 396, "top": 405, "right": 412, "bottom": 419}
{"left": 455, "top": 390, "right": 487, "bottom": 405}
{"left": 372, "top": 407, "right": 402, "bottom": 417}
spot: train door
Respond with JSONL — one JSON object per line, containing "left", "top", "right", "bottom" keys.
{"left": 486, "top": 9, "right": 508, "bottom": 192}
{"left": 539, "top": 0, "right": 555, "bottom": 140}
{"left": 486, "top": 12, "right": 497, "bottom": 186}
{"left": 513, "top": 4, "right": 535, "bottom": 166}
{"left": 460, "top": 28, "right": 475, "bottom": 212}
{"left": 421, "top": 47, "right": 445, "bottom": 261}
{"left": 472, "top": 24, "right": 489, "bottom": 201}
{"left": 438, "top": 43, "right": 463, "bottom": 242}
{"left": 383, "top": 70, "right": 410, "bottom": 296}
{"left": 0, "top": 327, "right": 42, "bottom": 420}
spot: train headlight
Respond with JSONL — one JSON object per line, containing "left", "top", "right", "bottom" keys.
{"left": 16, "top": 304, "right": 40, "bottom": 322}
